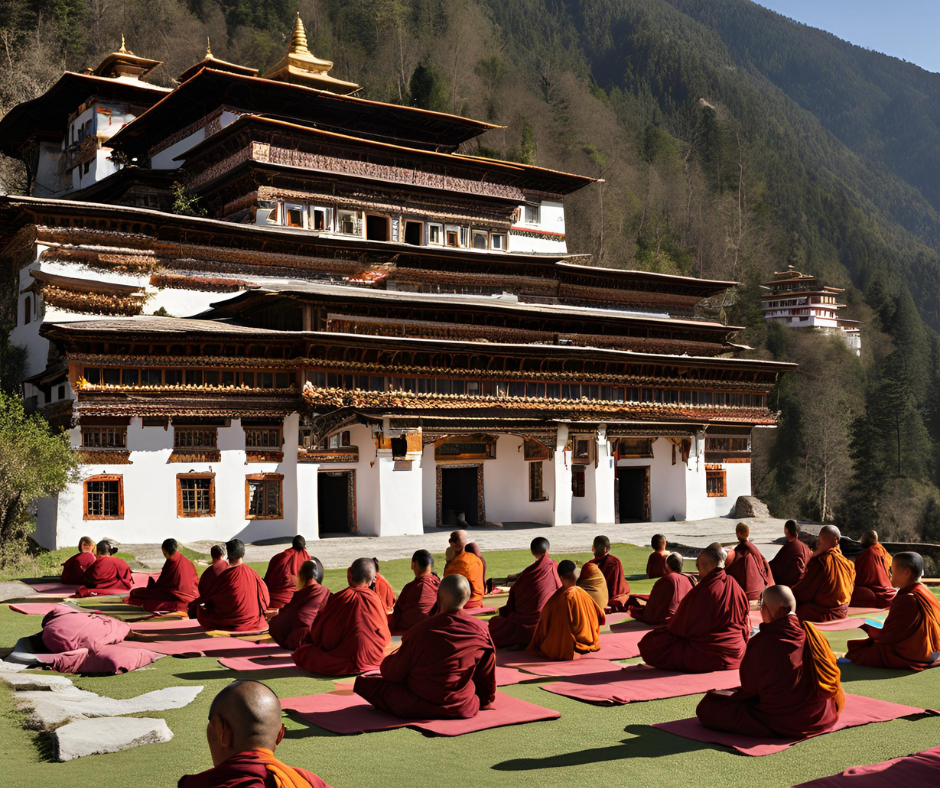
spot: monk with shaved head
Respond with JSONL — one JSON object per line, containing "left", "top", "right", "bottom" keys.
{"left": 526, "top": 560, "right": 605, "bottom": 660}
{"left": 199, "top": 545, "right": 229, "bottom": 597}
{"left": 726, "top": 523, "right": 774, "bottom": 601}
{"left": 74, "top": 539, "right": 133, "bottom": 597}
{"left": 127, "top": 539, "right": 199, "bottom": 613}
{"left": 443, "top": 530, "right": 485, "bottom": 609}
{"left": 190, "top": 540, "right": 270, "bottom": 632}
{"left": 389, "top": 550, "right": 440, "bottom": 633}
{"left": 628, "top": 553, "right": 695, "bottom": 626}
{"left": 263, "top": 536, "right": 311, "bottom": 610}
{"left": 581, "top": 535, "right": 631, "bottom": 611}
{"left": 792, "top": 526, "right": 856, "bottom": 622}
{"left": 646, "top": 534, "right": 669, "bottom": 579}
{"left": 61, "top": 536, "right": 96, "bottom": 585}
{"left": 355, "top": 574, "right": 496, "bottom": 719}
{"left": 769, "top": 520, "right": 812, "bottom": 588}
{"left": 489, "top": 537, "right": 560, "bottom": 648}
{"left": 697, "top": 585, "right": 844, "bottom": 738}
{"left": 850, "top": 530, "right": 896, "bottom": 609}
{"left": 269, "top": 559, "right": 331, "bottom": 651}
{"left": 293, "top": 557, "right": 390, "bottom": 675}
{"left": 178, "top": 680, "right": 329, "bottom": 787}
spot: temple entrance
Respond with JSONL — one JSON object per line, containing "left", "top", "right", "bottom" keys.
{"left": 318, "top": 470, "right": 356, "bottom": 533}
{"left": 617, "top": 467, "right": 650, "bottom": 522}
{"left": 440, "top": 466, "right": 480, "bottom": 527}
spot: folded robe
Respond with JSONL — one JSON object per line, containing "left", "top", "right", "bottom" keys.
{"left": 444, "top": 551, "right": 485, "bottom": 609}
{"left": 489, "top": 554, "right": 560, "bottom": 648}
{"left": 126, "top": 552, "right": 199, "bottom": 613}
{"left": 198, "top": 559, "right": 229, "bottom": 597}
{"left": 646, "top": 551, "right": 668, "bottom": 579}
{"left": 74, "top": 555, "right": 133, "bottom": 597}
{"left": 263, "top": 547, "right": 311, "bottom": 609}
{"left": 793, "top": 547, "right": 855, "bottom": 622}
{"left": 293, "top": 586, "right": 390, "bottom": 675}
{"left": 769, "top": 538, "right": 813, "bottom": 588}
{"left": 178, "top": 749, "right": 330, "bottom": 788}
{"left": 269, "top": 582, "right": 332, "bottom": 651}
{"left": 585, "top": 553, "right": 630, "bottom": 611}
{"left": 41, "top": 607, "right": 130, "bottom": 652}
{"left": 355, "top": 610, "right": 496, "bottom": 719}
{"left": 576, "top": 562, "right": 609, "bottom": 611}
{"left": 726, "top": 540, "right": 775, "bottom": 602}
{"left": 60, "top": 551, "right": 95, "bottom": 585}
{"left": 628, "top": 572, "right": 694, "bottom": 626}
{"left": 389, "top": 574, "right": 440, "bottom": 633}
{"left": 526, "top": 585, "right": 605, "bottom": 660}
{"left": 845, "top": 583, "right": 940, "bottom": 669}
{"left": 373, "top": 572, "right": 397, "bottom": 611}
{"left": 192, "top": 563, "right": 270, "bottom": 632}
{"left": 850, "top": 544, "right": 897, "bottom": 609}
{"left": 639, "top": 568, "right": 750, "bottom": 672}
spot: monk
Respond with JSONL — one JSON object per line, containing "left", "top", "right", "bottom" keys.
{"left": 466, "top": 542, "right": 487, "bottom": 583}
{"left": 178, "top": 680, "right": 329, "bottom": 788}
{"left": 199, "top": 545, "right": 229, "bottom": 597}
{"left": 576, "top": 561, "right": 609, "bottom": 610}
{"left": 389, "top": 550, "right": 441, "bottom": 633}
{"left": 647, "top": 534, "right": 669, "bottom": 578}
{"left": 769, "top": 520, "right": 813, "bottom": 588}
{"left": 269, "top": 560, "right": 332, "bottom": 651}
{"left": 628, "top": 553, "right": 695, "bottom": 626}
{"left": 526, "top": 560, "right": 605, "bottom": 660}
{"left": 850, "top": 530, "right": 896, "bottom": 608}
{"left": 443, "top": 530, "right": 485, "bottom": 609}
{"left": 696, "top": 585, "right": 844, "bottom": 738}
{"left": 355, "top": 575, "right": 496, "bottom": 719}
{"left": 293, "top": 557, "right": 391, "bottom": 675}
{"left": 60, "top": 536, "right": 96, "bottom": 584}
{"left": 190, "top": 540, "right": 270, "bottom": 633}
{"left": 489, "top": 537, "right": 560, "bottom": 648}
{"left": 74, "top": 540, "right": 133, "bottom": 597}
{"left": 126, "top": 538, "right": 198, "bottom": 613}
{"left": 845, "top": 552, "right": 940, "bottom": 670}
{"left": 582, "top": 535, "right": 630, "bottom": 611}
{"left": 263, "top": 536, "right": 311, "bottom": 610}
{"left": 792, "top": 525, "right": 856, "bottom": 622}
{"left": 726, "top": 523, "right": 774, "bottom": 601}
{"left": 372, "top": 559, "right": 397, "bottom": 611}
{"left": 638, "top": 544, "right": 750, "bottom": 672}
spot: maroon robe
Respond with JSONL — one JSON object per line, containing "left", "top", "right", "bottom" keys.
{"left": 373, "top": 572, "right": 397, "bottom": 611}
{"left": 585, "top": 553, "right": 631, "bottom": 611}
{"left": 488, "top": 554, "right": 561, "bottom": 648}
{"left": 74, "top": 555, "right": 133, "bottom": 597}
{"left": 178, "top": 750, "right": 330, "bottom": 788}
{"left": 126, "top": 552, "right": 199, "bottom": 612}
{"left": 192, "top": 563, "right": 270, "bottom": 632}
{"left": 293, "top": 586, "right": 390, "bottom": 675}
{"left": 269, "top": 582, "right": 332, "bottom": 651}
{"left": 198, "top": 560, "right": 229, "bottom": 597}
{"left": 726, "top": 540, "right": 775, "bottom": 601}
{"left": 390, "top": 574, "right": 441, "bottom": 633}
{"left": 696, "top": 614, "right": 840, "bottom": 737}
{"left": 355, "top": 611, "right": 496, "bottom": 720}
{"left": 769, "top": 538, "right": 813, "bottom": 588}
{"left": 60, "top": 551, "right": 95, "bottom": 585}
{"left": 628, "top": 572, "right": 694, "bottom": 626}
{"left": 850, "top": 545, "right": 897, "bottom": 608}
{"left": 646, "top": 551, "right": 668, "bottom": 579}
{"left": 263, "top": 547, "right": 311, "bottom": 609}
{"left": 639, "top": 568, "right": 750, "bottom": 672}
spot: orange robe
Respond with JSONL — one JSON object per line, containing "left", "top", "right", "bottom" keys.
{"left": 792, "top": 547, "right": 855, "bottom": 622}
{"left": 389, "top": 574, "right": 440, "bottom": 633}
{"left": 192, "top": 564, "right": 270, "bottom": 632}
{"left": 845, "top": 583, "right": 940, "bottom": 670}
{"left": 293, "top": 587, "right": 390, "bottom": 675}
{"left": 74, "top": 555, "right": 133, "bottom": 597}
{"left": 584, "top": 553, "right": 630, "bottom": 611}
{"left": 263, "top": 547, "right": 311, "bottom": 609}
{"left": 126, "top": 552, "right": 199, "bottom": 612}
{"left": 444, "top": 551, "right": 485, "bottom": 609}
{"left": 526, "top": 585, "right": 605, "bottom": 660}
{"left": 61, "top": 552, "right": 95, "bottom": 585}
{"left": 178, "top": 749, "right": 330, "bottom": 788}
{"left": 646, "top": 551, "right": 668, "bottom": 579}
{"left": 726, "top": 540, "right": 775, "bottom": 601}
{"left": 576, "top": 562, "right": 609, "bottom": 610}
{"left": 769, "top": 538, "right": 813, "bottom": 588}
{"left": 850, "top": 544, "right": 896, "bottom": 608}
{"left": 628, "top": 572, "right": 694, "bottom": 626}
{"left": 373, "top": 572, "right": 397, "bottom": 611}
{"left": 489, "top": 554, "right": 560, "bottom": 649}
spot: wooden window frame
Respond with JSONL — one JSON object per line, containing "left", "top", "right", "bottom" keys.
{"left": 245, "top": 473, "right": 284, "bottom": 520}
{"left": 706, "top": 468, "right": 727, "bottom": 498}
{"left": 244, "top": 426, "right": 283, "bottom": 449}
{"left": 490, "top": 232, "right": 506, "bottom": 251}
{"left": 176, "top": 473, "right": 215, "bottom": 518}
{"left": 471, "top": 229, "right": 489, "bottom": 250}
{"left": 81, "top": 426, "right": 127, "bottom": 449}
{"left": 83, "top": 474, "right": 124, "bottom": 520}
{"left": 529, "top": 460, "right": 546, "bottom": 501}
{"left": 284, "top": 203, "right": 305, "bottom": 228}
{"left": 173, "top": 426, "right": 218, "bottom": 450}
{"left": 571, "top": 465, "right": 586, "bottom": 498}
{"left": 427, "top": 222, "right": 443, "bottom": 245}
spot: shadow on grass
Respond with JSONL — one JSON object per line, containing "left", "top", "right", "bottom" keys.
{"left": 282, "top": 713, "right": 343, "bottom": 738}
{"left": 492, "top": 724, "right": 712, "bottom": 770}
{"left": 839, "top": 664, "right": 922, "bottom": 683}
{"left": 174, "top": 668, "right": 313, "bottom": 682}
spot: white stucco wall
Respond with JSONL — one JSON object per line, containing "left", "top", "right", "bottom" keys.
{"left": 552, "top": 425, "right": 572, "bottom": 526}
{"left": 374, "top": 450, "right": 424, "bottom": 536}
{"left": 482, "top": 435, "right": 554, "bottom": 525}
{"left": 616, "top": 438, "right": 689, "bottom": 523}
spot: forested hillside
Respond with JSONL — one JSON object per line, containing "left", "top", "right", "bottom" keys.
{"left": 3, "top": 0, "right": 940, "bottom": 543}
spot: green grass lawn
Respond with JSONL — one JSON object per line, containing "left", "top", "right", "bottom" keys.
{"left": 2, "top": 542, "right": 939, "bottom": 788}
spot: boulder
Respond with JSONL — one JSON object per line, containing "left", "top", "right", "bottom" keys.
{"left": 51, "top": 716, "right": 172, "bottom": 762}
{"left": 734, "top": 496, "right": 770, "bottom": 519}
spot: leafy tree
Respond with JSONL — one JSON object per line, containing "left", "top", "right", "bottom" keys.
{"left": 170, "top": 182, "right": 207, "bottom": 217}
{"left": 518, "top": 119, "right": 537, "bottom": 165}
{"left": 408, "top": 60, "right": 449, "bottom": 112}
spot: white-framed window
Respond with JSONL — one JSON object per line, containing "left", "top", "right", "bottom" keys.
{"left": 309, "top": 206, "right": 332, "bottom": 232}
{"left": 259, "top": 201, "right": 279, "bottom": 225}
{"left": 427, "top": 223, "right": 443, "bottom": 245}
{"left": 284, "top": 203, "right": 305, "bottom": 228}
{"left": 337, "top": 209, "right": 362, "bottom": 236}
{"left": 445, "top": 225, "right": 462, "bottom": 247}
{"left": 459, "top": 227, "right": 469, "bottom": 247}
{"left": 524, "top": 203, "right": 540, "bottom": 224}
{"left": 471, "top": 230, "right": 488, "bottom": 250}
{"left": 490, "top": 233, "right": 506, "bottom": 251}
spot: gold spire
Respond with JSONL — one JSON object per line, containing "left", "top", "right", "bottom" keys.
{"left": 119, "top": 34, "right": 129, "bottom": 54}
{"left": 262, "top": 12, "right": 359, "bottom": 94}
{"left": 206, "top": 37, "right": 213, "bottom": 58}
{"left": 290, "top": 12, "right": 310, "bottom": 54}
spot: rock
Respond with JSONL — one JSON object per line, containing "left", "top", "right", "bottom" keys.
{"left": 0, "top": 660, "right": 27, "bottom": 673}
{"left": 51, "top": 716, "right": 173, "bottom": 762}
{"left": 734, "top": 496, "right": 770, "bottom": 519}
{"left": 0, "top": 673, "right": 75, "bottom": 691}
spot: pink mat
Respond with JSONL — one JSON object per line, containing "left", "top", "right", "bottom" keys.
{"left": 848, "top": 607, "right": 890, "bottom": 616}
{"left": 122, "top": 637, "right": 278, "bottom": 658}
{"left": 504, "top": 658, "right": 627, "bottom": 678}
{"left": 130, "top": 618, "right": 205, "bottom": 632}
{"left": 467, "top": 605, "right": 498, "bottom": 617}
{"left": 653, "top": 694, "right": 926, "bottom": 756}
{"left": 22, "top": 581, "right": 78, "bottom": 596}
{"left": 609, "top": 620, "right": 657, "bottom": 633}
{"left": 745, "top": 613, "right": 867, "bottom": 632}
{"left": 791, "top": 745, "right": 940, "bottom": 787}
{"left": 8, "top": 602, "right": 94, "bottom": 616}
{"left": 604, "top": 612, "right": 633, "bottom": 626}
{"left": 219, "top": 653, "right": 296, "bottom": 671}
{"left": 282, "top": 690, "right": 559, "bottom": 736}
{"left": 543, "top": 664, "right": 741, "bottom": 705}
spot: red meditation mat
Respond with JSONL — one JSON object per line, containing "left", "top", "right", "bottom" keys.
{"left": 745, "top": 612, "right": 867, "bottom": 632}
{"left": 219, "top": 653, "right": 296, "bottom": 672}
{"left": 542, "top": 664, "right": 741, "bottom": 705}
{"left": 790, "top": 745, "right": 940, "bottom": 787}
{"left": 609, "top": 620, "right": 657, "bottom": 633}
{"left": 604, "top": 612, "right": 633, "bottom": 626}
{"left": 512, "top": 659, "right": 628, "bottom": 678}
{"left": 653, "top": 694, "right": 926, "bottom": 756}
{"left": 847, "top": 607, "right": 890, "bottom": 617}
{"left": 21, "top": 581, "right": 79, "bottom": 596}
{"left": 8, "top": 602, "right": 94, "bottom": 616}
{"left": 121, "top": 638, "right": 281, "bottom": 658}
{"left": 130, "top": 618, "right": 205, "bottom": 632}
{"left": 466, "top": 605, "right": 498, "bottom": 617}
{"left": 281, "top": 690, "right": 559, "bottom": 736}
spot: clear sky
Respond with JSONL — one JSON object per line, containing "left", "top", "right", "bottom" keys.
{"left": 755, "top": 1, "right": 940, "bottom": 73}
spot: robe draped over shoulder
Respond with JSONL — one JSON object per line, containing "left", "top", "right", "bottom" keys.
{"left": 192, "top": 564, "right": 270, "bottom": 632}
{"left": 526, "top": 585, "right": 605, "bottom": 661}
{"left": 198, "top": 560, "right": 228, "bottom": 597}
{"left": 726, "top": 540, "right": 774, "bottom": 601}
{"left": 74, "top": 555, "right": 133, "bottom": 597}
{"left": 390, "top": 574, "right": 440, "bottom": 633}
{"left": 177, "top": 749, "right": 330, "bottom": 788}
{"left": 646, "top": 551, "right": 668, "bottom": 579}
{"left": 489, "top": 554, "right": 560, "bottom": 648}
{"left": 126, "top": 552, "right": 199, "bottom": 612}
{"left": 576, "top": 562, "right": 609, "bottom": 611}
{"left": 850, "top": 544, "right": 897, "bottom": 608}
{"left": 61, "top": 552, "right": 95, "bottom": 585}
{"left": 373, "top": 572, "right": 397, "bottom": 611}
{"left": 263, "top": 547, "right": 311, "bottom": 609}
{"left": 586, "top": 553, "right": 630, "bottom": 611}
{"left": 269, "top": 582, "right": 332, "bottom": 651}
{"left": 628, "top": 572, "right": 694, "bottom": 626}
{"left": 768, "top": 539, "right": 812, "bottom": 588}
{"left": 792, "top": 547, "right": 855, "bottom": 622}
{"left": 443, "top": 551, "right": 485, "bottom": 609}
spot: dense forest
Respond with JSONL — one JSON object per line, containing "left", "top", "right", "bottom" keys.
{"left": 3, "top": 0, "right": 940, "bottom": 543}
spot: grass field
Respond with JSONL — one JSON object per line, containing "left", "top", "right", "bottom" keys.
{"left": 2, "top": 542, "right": 939, "bottom": 788}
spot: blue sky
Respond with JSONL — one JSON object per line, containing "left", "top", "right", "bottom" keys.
{"left": 755, "top": 1, "right": 940, "bottom": 73}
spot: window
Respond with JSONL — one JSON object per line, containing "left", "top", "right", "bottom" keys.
{"left": 445, "top": 225, "right": 462, "bottom": 247}
{"left": 285, "top": 204, "right": 305, "bottom": 228}
{"left": 310, "top": 207, "right": 332, "bottom": 231}
{"left": 390, "top": 436, "right": 407, "bottom": 459}
{"left": 490, "top": 233, "right": 506, "bottom": 251}
{"left": 706, "top": 468, "right": 727, "bottom": 498}
{"left": 472, "top": 230, "right": 488, "bottom": 250}
{"left": 57, "top": 385, "right": 66, "bottom": 400}
{"left": 246, "top": 474, "right": 283, "bottom": 519}
{"left": 82, "top": 426, "right": 127, "bottom": 449}
{"left": 245, "top": 426, "right": 282, "bottom": 448}
{"left": 23, "top": 295, "right": 31, "bottom": 325}
{"left": 572, "top": 438, "right": 592, "bottom": 463}
{"left": 403, "top": 221, "right": 422, "bottom": 245}
{"left": 571, "top": 466, "right": 586, "bottom": 498}
{"left": 177, "top": 474, "right": 215, "bottom": 517}
{"left": 427, "top": 223, "right": 443, "bottom": 245}
{"left": 84, "top": 475, "right": 123, "bottom": 520}
{"left": 258, "top": 200, "right": 278, "bottom": 224}
{"left": 337, "top": 210, "right": 362, "bottom": 236}
{"left": 529, "top": 461, "right": 545, "bottom": 501}
{"left": 365, "top": 214, "right": 390, "bottom": 241}
{"left": 524, "top": 203, "right": 540, "bottom": 224}
{"left": 174, "top": 427, "right": 217, "bottom": 450}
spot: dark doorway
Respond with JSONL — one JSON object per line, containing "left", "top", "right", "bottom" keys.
{"left": 365, "top": 214, "right": 389, "bottom": 241}
{"left": 318, "top": 471, "right": 354, "bottom": 533}
{"left": 617, "top": 467, "right": 648, "bottom": 522}
{"left": 404, "top": 221, "right": 422, "bottom": 245}
{"left": 441, "top": 467, "right": 479, "bottom": 527}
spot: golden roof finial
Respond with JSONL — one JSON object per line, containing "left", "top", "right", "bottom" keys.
{"left": 206, "top": 37, "right": 213, "bottom": 58}
{"left": 119, "top": 34, "right": 128, "bottom": 54}
{"left": 289, "top": 12, "right": 310, "bottom": 55}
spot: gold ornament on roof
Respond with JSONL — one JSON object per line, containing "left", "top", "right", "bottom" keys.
{"left": 206, "top": 37, "right": 213, "bottom": 58}
{"left": 290, "top": 12, "right": 309, "bottom": 54}
{"left": 119, "top": 34, "right": 129, "bottom": 54}
{"left": 261, "top": 12, "right": 360, "bottom": 94}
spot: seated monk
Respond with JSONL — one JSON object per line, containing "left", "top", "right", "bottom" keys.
{"left": 443, "top": 530, "right": 485, "bottom": 609}
{"left": 726, "top": 523, "right": 774, "bottom": 601}
{"left": 199, "top": 545, "right": 229, "bottom": 597}
{"left": 126, "top": 538, "right": 198, "bottom": 613}
{"left": 696, "top": 585, "right": 844, "bottom": 738}
{"left": 60, "top": 536, "right": 96, "bottom": 584}
{"left": 190, "top": 540, "right": 270, "bottom": 633}
{"left": 355, "top": 575, "right": 497, "bottom": 720}
{"left": 845, "top": 552, "right": 940, "bottom": 670}
{"left": 372, "top": 559, "right": 397, "bottom": 611}
{"left": 638, "top": 544, "right": 750, "bottom": 672}
{"left": 647, "top": 534, "right": 669, "bottom": 579}
{"left": 581, "top": 535, "right": 630, "bottom": 611}
{"left": 792, "top": 525, "right": 855, "bottom": 622}
{"left": 850, "top": 530, "right": 896, "bottom": 609}
{"left": 390, "top": 550, "right": 441, "bottom": 633}
{"left": 263, "top": 536, "right": 310, "bottom": 610}
{"left": 74, "top": 540, "right": 133, "bottom": 597}
{"left": 465, "top": 542, "right": 487, "bottom": 583}
{"left": 269, "top": 560, "right": 332, "bottom": 651}
{"left": 293, "top": 557, "right": 390, "bottom": 675}
{"left": 489, "top": 537, "right": 560, "bottom": 649}
{"left": 576, "top": 561, "right": 609, "bottom": 610}
{"left": 628, "top": 553, "right": 695, "bottom": 626}
{"left": 769, "top": 520, "right": 813, "bottom": 588}
{"left": 178, "top": 680, "right": 329, "bottom": 788}
{"left": 526, "top": 560, "right": 605, "bottom": 660}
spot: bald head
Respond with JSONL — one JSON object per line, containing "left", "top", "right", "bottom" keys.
{"left": 665, "top": 553, "right": 683, "bottom": 574}
{"left": 162, "top": 538, "right": 178, "bottom": 556}
{"left": 531, "top": 537, "right": 550, "bottom": 557}
{"left": 892, "top": 551, "right": 924, "bottom": 587}
{"left": 558, "top": 560, "right": 577, "bottom": 587}
{"left": 207, "top": 681, "right": 284, "bottom": 765}
{"left": 651, "top": 534, "right": 666, "bottom": 551}
{"left": 96, "top": 539, "right": 112, "bottom": 556}
{"left": 860, "top": 530, "right": 879, "bottom": 548}
{"left": 784, "top": 520, "right": 800, "bottom": 541}
{"left": 735, "top": 522, "right": 750, "bottom": 541}
{"left": 818, "top": 525, "right": 841, "bottom": 552}
{"left": 449, "top": 530, "right": 468, "bottom": 553}
{"left": 592, "top": 535, "right": 611, "bottom": 559}
{"left": 760, "top": 585, "right": 796, "bottom": 622}
{"left": 297, "top": 560, "right": 320, "bottom": 586}
{"left": 439, "top": 574, "right": 471, "bottom": 612}
{"left": 292, "top": 535, "right": 306, "bottom": 551}
{"left": 349, "top": 557, "right": 376, "bottom": 587}
{"left": 697, "top": 544, "right": 725, "bottom": 577}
